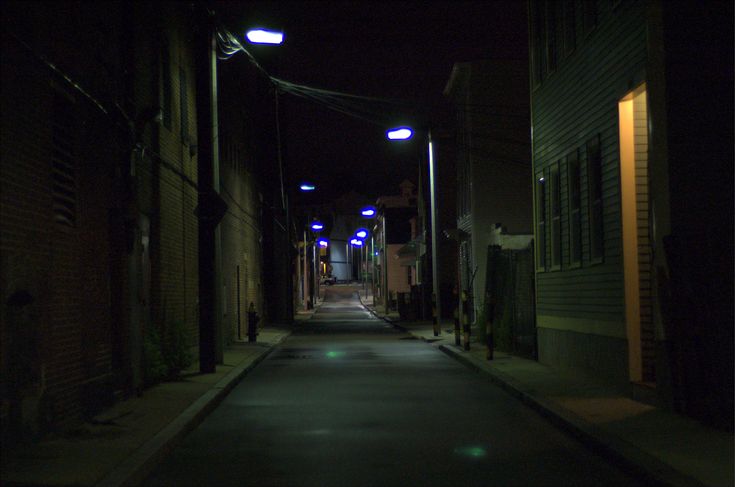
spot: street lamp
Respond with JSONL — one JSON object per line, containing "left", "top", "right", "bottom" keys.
{"left": 386, "top": 127, "right": 413, "bottom": 140}
{"left": 387, "top": 125, "right": 441, "bottom": 334}
{"left": 361, "top": 206, "right": 376, "bottom": 217}
{"left": 355, "top": 228, "right": 368, "bottom": 239}
{"left": 310, "top": 220, "right": 324, "bottom": 231}
{"left": 300, "top": 182, "right": 316, "bottom": 191}
{"left": 245, "top": 29, "right": 284, "bottom": 45}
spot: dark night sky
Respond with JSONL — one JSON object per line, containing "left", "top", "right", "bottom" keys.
{"left": 215, "top": 1, "right": 528, "bottom": 205}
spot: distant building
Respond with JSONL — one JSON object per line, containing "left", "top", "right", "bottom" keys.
{"left": 326, "top": 191, "right": 373, "bottom": 282}
{"left": 528, "top": 0, "right": 732, "bottom": 427}
{"left": 374, "top": 181, "right": 418, "bottom": 312}
{"left": 443, "top": 59, "right": 533, "bottom": 329}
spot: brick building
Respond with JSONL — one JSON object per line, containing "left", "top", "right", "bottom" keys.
{"left": 0, "top": 1, "right": 204, "bottom": 437}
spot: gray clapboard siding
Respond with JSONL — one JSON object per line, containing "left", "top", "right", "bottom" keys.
{"left": 532, "top": 0, "right": 646, "bottom": 325}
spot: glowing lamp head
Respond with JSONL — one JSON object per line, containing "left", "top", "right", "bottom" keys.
{"left": 350, "top": 238, "right": 363, "bottom": 247}
{"left": 317, "top": 238, "right": 329, "bottom": 248}
{"left": 387, "top": 127, "right": 413, "bottom": 140}
{"left": 310, "top": 221, "right": 324, "bottom": 231}
{"left": 355, "top": 229, "right": 368, "bottom": 239}
{"left": 300, "top": 183, "right": 316, "bottom": 191}
{"left": 360, "top": 206, "right": 376, "bottom": 217}
{"left": 246, "top": 29, "right": 284, "bottom": 45}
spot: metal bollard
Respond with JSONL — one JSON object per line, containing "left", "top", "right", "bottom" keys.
{"left": 431, "top": 293, "right": 440, "bottom": 337}
{"left": 461, "top": 290, "right": 470, "bottom": 351}
{"left": 247, "top": 302, "right": 258, "bottom": 343}
{"left": 454, "top": 306, "right": 461, "bottom": 346}
{"left": 485, "top": 316, "right": 494, "bottom": 360}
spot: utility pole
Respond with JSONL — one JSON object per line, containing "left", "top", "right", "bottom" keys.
{"left": 194, "top": 6, "right": 226, "bottom": 373}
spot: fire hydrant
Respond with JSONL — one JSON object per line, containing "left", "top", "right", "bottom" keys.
{"left": 247, "top": 302, "right": 259, "bottom": 343}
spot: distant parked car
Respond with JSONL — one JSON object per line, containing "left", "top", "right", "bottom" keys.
{"left": 320, "top": 275, "right": 337, "bottom": 285}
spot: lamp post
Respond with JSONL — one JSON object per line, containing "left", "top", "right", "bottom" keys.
{"left": 360, "top": 207, "right": 376, "bottom": 301}
{"left": 310, "top": 220, "right": 324, "bottom": 306}
{"left": 355, "top": 228, "right": 369, "bottom": 298}
{"left": 387, "top": 126, "right": 441, "bottom": 329}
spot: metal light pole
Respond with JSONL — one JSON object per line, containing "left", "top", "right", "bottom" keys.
{"left": 303, "top": 229, "right": 308, "bottom": 309}
{"left": 427, "top": 130, "right": 442, "bottom": 328}
{"left": 386, "top": 127, "right": 441, "bottom": 324}
{"left": 195, "top": 8, "right": 222, "bottom": 373}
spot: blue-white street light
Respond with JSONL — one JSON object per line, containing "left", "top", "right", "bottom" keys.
{"left": 317, "top": 238, "right": 329, "bottom": 248}
{"left": 350, "top": 238, "right": 363, "bottom": 247}
{"left": 387, "top": 126, "right": 442, "bottom": 327}
{"left": 311, "top": 221, "right": 324, "bottom": 231}
{"left": 386, "top": 127, "right": 413, "bottom": 140}
{"left": 355, "top": 228, "right": 368, "bottom": 239}
{"left": 246, "top": 29, "right": 284, "bottom": 45}
{"left": 300, "top": 183, "right": 316, "bottom": 191}
{"left": 360, "top": 206, "right": 376, "bottom": 217}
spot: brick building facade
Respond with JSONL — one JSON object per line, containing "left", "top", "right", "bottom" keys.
{"left": 0, "top": 1, "right": 205, "bottom": 438}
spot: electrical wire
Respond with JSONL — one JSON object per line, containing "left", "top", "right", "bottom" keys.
{"left": 213, "top": 22, "right": 415, "bottom": 127}
{"left": 6, "top": 31, "right": 134, "bottom": 135}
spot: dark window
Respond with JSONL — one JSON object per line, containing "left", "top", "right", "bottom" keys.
{"left": 587, "top": 135, "right": 604, "bottom": 262}
{"left": 563, "top": 0, "right": 576, "bottom": 56}
{"left": 567, "top": 150, "right": 582, "bottom": 266}
{"left": 51, "top": 87, "right": 78, "bottom": 228}
{"left": 550, "top": 163, "right": 561, "bottom": 268}
{"left": 546, "top": 0, "right": 558, "bottom": 73}
{"left": 536, "top": 172, "right": 547, "bottom": 270}
{"left": 530, "top": 0, "right": 546, "bottom": 86}
{"left": 583, "top": 0, "right": 598, "bottom": 36}
{"left": 179, "top": 68, "right": 188, "bottom": 141}
{"left": 457, "top": 109, "right": 471, "bottom": 218}
{"left": 161, "top": 37, "right": 171, "bottom": 129}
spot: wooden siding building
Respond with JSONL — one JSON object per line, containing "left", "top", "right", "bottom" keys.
{"left": 529, "top": 0, "right": 732, "bottom": 428}
{"left": 444, "top": 60, "right": 533, "bottom": 328}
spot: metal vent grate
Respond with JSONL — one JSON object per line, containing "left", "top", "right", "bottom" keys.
{"left": 51, "top": 90, "right": 77, "bottom": 228}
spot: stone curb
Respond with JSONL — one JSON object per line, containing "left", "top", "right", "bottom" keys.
{"left": 95, "top": 331, "right": 290, "bottom": 487}
{"left": 437, "top": 344, "right": 707, "bottom": 487}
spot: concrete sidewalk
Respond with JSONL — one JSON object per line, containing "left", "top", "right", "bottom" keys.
{"left": 1, "top": 326, "right": 292, "bottom": 487}
{"left": 361, "top": 297, "right": 733, "bottom": 487}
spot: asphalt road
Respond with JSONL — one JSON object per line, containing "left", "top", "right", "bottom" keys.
{"left": 142, "top": 286, "right": 643, "bottom": 487}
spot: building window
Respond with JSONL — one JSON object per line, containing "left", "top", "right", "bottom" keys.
{"left": 457, "top": 108, "right": 471, "bottom": 218}
{"left": 179, "top": 68, "right": 188, "bottom": 141}
{"left": 536, "top": 172, "right": 547, "bottom": 270}
{"left": 545, "top": 0, "right": 558, "bottom": 74}
{"left": 530, "top": 0, "right": 546, "bottom": 86}
{"left": 563, "top": 0, "right": 576, "bottom": 56}
{"left": 51, "top": 87, "right": 78, "bottom": 228}
{"left": 583, "top": 0, "right": 598, "bottom": 37}
{"left": 587, "top": 135, "right": 604, "bottom": 262}
{"left": 567, "top": 149, "right": 582, "bottom": 266}
{"left": 550, "top": 162, "right": 562, "bottom": 269}
{"left": 161, "top": 36, "right": 171, "bottom": 130}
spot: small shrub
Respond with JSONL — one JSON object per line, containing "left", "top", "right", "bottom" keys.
{"left": 143, "top": 326, "right": 167, "bottom": 386}
{"left": 161, "top": 320, "right": 193, "bottom": 380}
